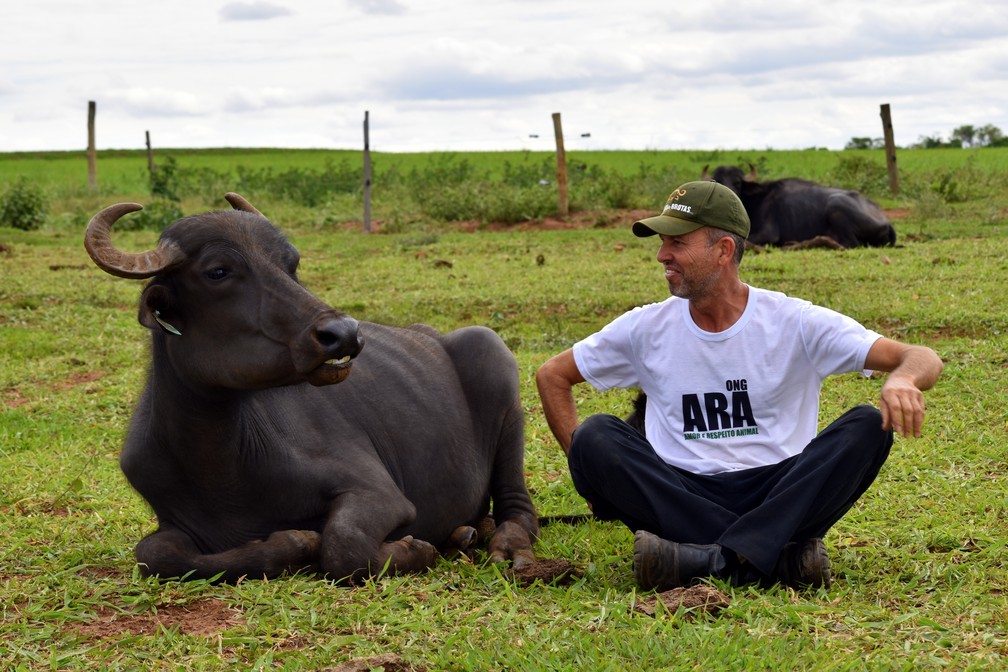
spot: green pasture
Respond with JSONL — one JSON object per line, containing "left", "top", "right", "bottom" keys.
{"left": 4, "top": 145, "right": 1007, "bottom": 229}
{"left": 1, "top": 148, "right": 1006, "bottom": 669}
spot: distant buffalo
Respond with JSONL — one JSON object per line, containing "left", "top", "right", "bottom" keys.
{"left": 702, "top": 164, "right": 896, "bottom": 249}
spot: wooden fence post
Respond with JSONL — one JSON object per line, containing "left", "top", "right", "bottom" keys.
{"left": 146, "top": 131, "right": 155, "bottom": 175}
{"left": 363, "top": 110, "right": 372, "bottom": 233}
{"left": 552, "top": 112, "right": 568, "bottom": 218}
{"left": 87, "top": 101, "right": 97, "bottom": 190}
{"left": 880, "top": 103, "right": 900, "bottom": 194}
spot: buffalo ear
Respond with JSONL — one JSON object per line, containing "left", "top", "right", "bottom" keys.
{"left": 138, "top": 283, "right": 180, "bottom": 333}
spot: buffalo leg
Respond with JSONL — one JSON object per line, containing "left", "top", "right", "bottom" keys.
{"left": 320, "top": 489, "right": 439, "bottom": 582}
{"left": 486, "top": 424, "right": 538, "bottom": 569}
{"left": 134, "top": 527, "right": 320, "bottom": 582}
{"left": 440, "top": 326, "right": 540, "bottom": 567}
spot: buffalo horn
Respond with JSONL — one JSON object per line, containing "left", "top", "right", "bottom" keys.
{"left": 701, "top": 164, "right": 709, "bottom": 179}
{"left": 224, "top": 192, "right": 265, "bottom": 218}
{"left": 84, "top": 203, "right": 185, "bottom": 279}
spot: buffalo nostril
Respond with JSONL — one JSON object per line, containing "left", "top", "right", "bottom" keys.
{"left": 315, "top": 317, "right": 363, "bottom": 358}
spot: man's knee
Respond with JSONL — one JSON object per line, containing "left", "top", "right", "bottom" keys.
{"left": 569, "top": 414, "right": 625, "bottom": 468}
{"left": 826, "top": 405, "right": 893, "bottom": 461}
{"left": 845, "top": 404, "right": 882, "bottom": 425}
{"left": 844, "top": 405, "right": 889, "bottom": 439}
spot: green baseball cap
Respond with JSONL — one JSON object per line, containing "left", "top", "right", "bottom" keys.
{"left": 632, "top": 180, "right": 750, "bottom": 239}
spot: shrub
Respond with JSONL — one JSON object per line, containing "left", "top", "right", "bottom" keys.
{"left": 484, "top": 184, "right": 556, "bottom": 223}
{"left": 150, "top": 156, "right": 181, "bottom": 201}
{"left": 830, "top": 155, "right": 890, "bottom": 197}
{"left": 114, "top": 198, "right": 184, "bottom": 231}
{"left": 0, "top": 177, "right": 47, "bottom": 230}
{"left": 235, "top": 161, "right": 360, "bottom": 207}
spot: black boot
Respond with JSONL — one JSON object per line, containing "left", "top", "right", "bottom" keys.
{"left": 633, "top": 530, "right": 727, "bottom": 591}
{"left": 772, "top": 538, "right": 831, "bottom": 589}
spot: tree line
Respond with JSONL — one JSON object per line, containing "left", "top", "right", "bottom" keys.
{"left": 847, "top": 123, "right": 1006, "bottom": 150}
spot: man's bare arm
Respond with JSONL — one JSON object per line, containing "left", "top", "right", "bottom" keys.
{"left": 535, "top": 349, "right": 586, "bottom": 455}
{"left": 864, "top": 338, "right": 944, "bottom": 438}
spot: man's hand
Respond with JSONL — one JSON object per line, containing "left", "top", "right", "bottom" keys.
{"left": 866, "top": 338, "right": 943, "bottom": 439}
{"left": 879, "top": 374, "right": 926, "bottom": 438}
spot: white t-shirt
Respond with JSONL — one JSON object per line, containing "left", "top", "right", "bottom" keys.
{"left": 572, "top": 286, "right": 882, "bottom": 475}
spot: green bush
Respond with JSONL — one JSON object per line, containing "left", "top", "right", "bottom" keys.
{"left": 235, "top": 161, "right": 360, "bottom": 207}
{"left": 113, "top": 198, "right": 184, "bottom": 231}
{"left": 830, "top": 155, "right": 890, "bottom": 197}
{"left": 0, "top": 177, "right": 47, "bottom": 230}
{"left": 484, "top": 184, "right": 556, "bottom": 223}
{"left": 149, "top": 156, "right": 181, "bottom": 202}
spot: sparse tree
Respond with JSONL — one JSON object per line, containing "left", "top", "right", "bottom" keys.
{"left": 951, "top": 125, "right": 977, "bottom": 147}
{"left": 915, "top": 133, "right": 948, "bottom": 149}
{"left": 975, "top": 124, "right": 1004, "bottom": 147}
{"left": 844, "top": 137, "right": 884, "bottom": 150}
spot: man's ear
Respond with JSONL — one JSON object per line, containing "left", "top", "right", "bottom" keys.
{"left": 138, "top": 283, "right": 181, "bottom": 334}
{"left": 717, "top": 235, "right": 737, "bottom": 265}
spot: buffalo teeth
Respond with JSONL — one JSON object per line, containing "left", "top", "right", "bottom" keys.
{"left": 328, "top": 356, "right": 352, "bottom": 365}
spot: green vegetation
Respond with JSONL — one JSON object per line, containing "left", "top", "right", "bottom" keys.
{"left": 1, "top": 148, "right": 1006, "bottom": 669}
{"left": 915, "top": 124, "right": 1007, "bottom": 149}
{"left": 0, "top": 177, "right": 47, "bottom": 230}
{"left": 849, "top": 123, "right": 1006, "bottom": 150}
{"left": 3, "top": 146, "right": 1008, "bottom": 235}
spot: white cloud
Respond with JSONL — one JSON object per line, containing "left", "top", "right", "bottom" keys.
{"left": 224, "top": 87, "right": 296, "bottom": 112}
{"left": 347, "top": 0, "right": 406, "bottom": 15}
{"left": 219, "top": 1, "right": 292, "bottom": 21}
{"left": 106, "top": 88, "right": 207, "bottom": 118}
{"left": 0, "top": 0, "right": 1005, "bottom": 152}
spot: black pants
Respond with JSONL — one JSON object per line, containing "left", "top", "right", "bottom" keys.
{"left": 567, "top": 405, "right": 893, "bottom": 575}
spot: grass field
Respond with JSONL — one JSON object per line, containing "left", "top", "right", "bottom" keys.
{"left": 1, "top": 148, "right": 1006, "bottom": 670}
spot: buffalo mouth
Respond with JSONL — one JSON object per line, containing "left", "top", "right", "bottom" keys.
{"left": 306, "top": 355, "right": 354, "bottom": 386}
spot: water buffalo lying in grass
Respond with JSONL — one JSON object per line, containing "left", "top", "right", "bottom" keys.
{"left": 84, "top": 193, "right": 538, "bottom": 582}
{"left": 702, "top": 164, "right": 896, "bottom": 249}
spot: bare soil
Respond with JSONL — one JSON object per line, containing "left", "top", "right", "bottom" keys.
{"left": 506, "top": 557, "right": 583, "bottom": 586}
{"left": 633, "top": 584, "right": 731, "bottom": 618}
{"left": 75, "top": 598, "right": 244, "bottom": 640}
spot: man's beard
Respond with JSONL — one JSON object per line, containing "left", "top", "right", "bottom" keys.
{"left": 668, "top": 264, "right": 720, "bottom": 301}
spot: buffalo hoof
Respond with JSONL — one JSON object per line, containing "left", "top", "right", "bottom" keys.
{"left": 376, "top": 535, "right": 438, "bottom": 575}
{"left": 441, "top": 525, "right": 479, "bottom": 558}
{"left": 488, "top": 520, "right": 536, "bottom": 568}
{"left": 266, "top": 529, "right": 321, "bottom": 555}
{"left": 263, "top": 529, "right": 322, "bottom": 575}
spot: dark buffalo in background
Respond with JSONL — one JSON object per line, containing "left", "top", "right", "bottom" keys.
{"left": 703, "top": 164, "right": 897, "bottom": 249}
{"left": 83, "top": 193, "right": 538, "bottom": 582}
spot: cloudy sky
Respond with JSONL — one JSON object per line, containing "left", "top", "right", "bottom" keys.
{"left": 2, "top": 0, "right": 1006, "bottom": 153}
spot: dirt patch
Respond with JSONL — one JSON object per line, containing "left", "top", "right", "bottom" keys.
{"left": 460, "top": 208, "right": 651, "bottom": 233}
{"left": 345, "top": 208, "right": 650, "bottom": 235}
{"left": 75, "top": 598, "right": 244, "bottom": 640}
{"left": 885, "top": 209, "right": 911, "bottom": 219}
{"left": 2, "top": 387, "right": 29, "bottom": 409}
{"left": 76, "top": 565, "right": 124, "bottom": 581}
{"left": 4, "top": 370, "right": 106, "bottom": 409}
{"left": 633, "top": 584, "right": 731, "bottom": 618}
{"left": 322, "top": 654, "right": 426, "bottom": 672}
{"left": 53, "top": 370, "right": 105, "bottom": 391}
{"left": 505, "top": 557, "right": 583, "bottom": 586}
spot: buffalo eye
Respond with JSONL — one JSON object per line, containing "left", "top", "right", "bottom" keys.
{"left": 205, "top": 267, "right": 230, "bottom": 281}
